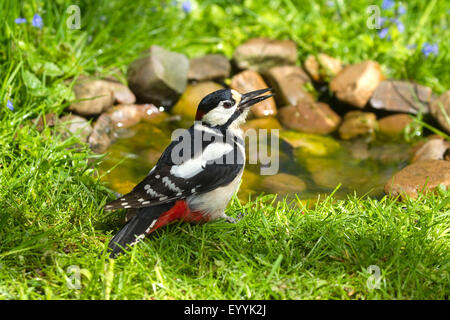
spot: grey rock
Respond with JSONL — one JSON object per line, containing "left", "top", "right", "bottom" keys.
{"left": 384, "top": 160, "right": 450, "bottom": 199}
{"left": 338, "top": 111, "right": 377, "bottom": 140}
{"left": 127, "top": 46, "right": 189, "bottom": 107}
{"left": 370, "top": 80, "right": 432, "bottom": 114}
{"left": 412, "top": 139, "right": 450, "bottom": 163}
{"left": 265, "top": 65, "right": 313, "bottom": 106}
{"left": 232, "top": 38, "right": 297, "bottom": 73}
{"left": 430, "top": 90, "right": 450, "bottom": 134}
{"left": 88, "top": 113, "right": 115, "bottom": 153}
{"left": 69, "top": 79, "right": 114, "bottom": 116}
{"left": 188, "top": 54, "right": 231, "bottom": 81}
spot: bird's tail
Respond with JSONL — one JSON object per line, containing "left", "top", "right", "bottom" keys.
{"left": 108, "top": 202, "right": 174, "bottom": 258}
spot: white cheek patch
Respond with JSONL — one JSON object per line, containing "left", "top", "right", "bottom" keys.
{"left": 170, "top": 142, "right": 233, "bottom": 179}
{"left": 202, "top": 105, "right": 237, "bottom": 126}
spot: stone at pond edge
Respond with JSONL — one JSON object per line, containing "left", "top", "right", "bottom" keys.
{"left": 278, "top": 101, "right": 340, "bottom": 134}
{"left": 102, "top": 81, "right": 136, "bottom": 105}
{"left": 370, "top": 80, "right": 432, "bottom": 114}
{"left": 127, "top": 45, "right": 189, "bottom": 106}
{"left": 384, "top": 160, "right": 450, "bottom": 199}
{"left": 188, "top": 54, "right": 231, "bottom": 82}
{"left": 378, "top": 114, "right": 413, "bottom": 138}
{"left": 59, "top": 114, "right": 93, "bottom": 143}
{"left": 330, "top": 61, "right": 384, "bottom": 108}
{"left": 69, "top": 79, "right": 115, "bottom": 116}
{"left": 172, "top": 82, "right": 224, "bottom": 119}
{"left": 262, "top": 173, "right": 306, "bottom": 195}
{"left": 430, "top": 90, "right": 450, "bottom": 134}
{"left": 265, "top": 65, "right": 313, "bottom": 106}
{"left": 89, "top": 113, "right": 115, "bottom": 154}
{"left": 105, "top": 104, "right": 144, "bottom": 129}
{"left": 411, "top": 139, "right": 450, "bottom": 163}
{"left": 304, "top": 53, "right": 343, "bottom": 82}
{"left": 338, "top": 111, "right": 377, "bottom": 140}
{"left": 231, "top": 70, "right": 277, "bottom": 118}
{"left": 139, "top": 104, "right": 166, "bottom": 123}
{"left": 232, "top": 38, "right": 298, "bottom": 73}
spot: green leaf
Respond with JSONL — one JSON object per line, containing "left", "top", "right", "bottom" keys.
{"left": 43, "top": 62, "right": 64, "bottom": 77}
{"left": 22, "top": 70, "right": 42, "bottom": 90}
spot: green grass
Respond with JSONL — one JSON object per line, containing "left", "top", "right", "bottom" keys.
{"left": 0, "top": 0, "right": 449, "bottom": 299}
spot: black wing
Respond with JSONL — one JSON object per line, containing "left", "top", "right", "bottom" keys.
{"left": 105, "top": 124, "right": 244, "bottom": 210}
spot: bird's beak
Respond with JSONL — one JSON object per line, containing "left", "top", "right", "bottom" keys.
{"left": 238, "top": 88, "right": 274, "bottom": 110}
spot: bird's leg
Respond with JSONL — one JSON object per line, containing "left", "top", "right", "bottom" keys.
{"left": 222, "top": 211, "right": 246, "bottom": 224}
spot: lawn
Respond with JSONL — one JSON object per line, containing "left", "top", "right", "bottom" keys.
{"left": 0, "top": 0, "right": 449, "bottom": 299}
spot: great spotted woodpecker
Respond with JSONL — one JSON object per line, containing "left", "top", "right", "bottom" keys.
{"left": 105, "top": 88, "right": 274, "bottom": 257}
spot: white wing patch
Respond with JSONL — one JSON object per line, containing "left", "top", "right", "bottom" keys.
{"left": 162, "top": 176, "right": 183, "bottom": 193}
{"left": 144, "top": 184, "right": 162, "bottom": 198}
{"left": 170, "top": 142, "right": 234, "bottom": 179}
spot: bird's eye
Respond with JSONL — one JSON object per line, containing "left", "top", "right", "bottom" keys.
{"left": 223, "top": 101, "right": 233, "bottom": 109}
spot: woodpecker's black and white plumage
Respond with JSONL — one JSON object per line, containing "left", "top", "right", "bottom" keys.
{"left": 105, "top": 88, "right": 274, "bottom": 257}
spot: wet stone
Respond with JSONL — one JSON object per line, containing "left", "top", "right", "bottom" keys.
{"left": 303, "top": 53, "right": 343, "bottom": 82}
{"left": 172, "top": 82, "right": 224, "bottom": 119}
{"left": 430, "top": 90, "right": 450, "bottom": 134}
{"left": 139, "top": 104, "right": 166, "bottom": 123}
{"left": 89, "top": 113, "right": 115, "bottom": 154}
{"left": 127, "top": 45, "right": 189, "bottom": 106}
{"left": 384, "top": 160, "right": 450, "bottom": 199}
{"left": 232, "top": 38, "right": 298, "bottom": 73}
{"left": 278, "top": 101, "right": 340, "bottom": 134}
{"left": 370, "top": 80, "right": 432, "bottom": 114}
{"left": 338, "top": 111, "right": 377, "bottom": 140}
{"left": 188, "top": 54, "right": 231, "bottom": 82}
{"left": 106, "top": 104, "right": 143, "bottom": 129}
{"left": 411, "top": 139, "right": 450, "bottom": 163}
{"left": 230, "top": 70, "right": 277, "bottom": 117}
{"left": 330, "top": 61, "right": 384, "bottom": 108}
{"left": 378, "top": 114, "right": 413, "bottom": 138}
{"left": 265, "top": 65, "right": 313, "bottom": 106}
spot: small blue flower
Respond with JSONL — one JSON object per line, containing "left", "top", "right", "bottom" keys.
{"left": 398, "top": 4, "right": 406, "bottom": 15}
{"left": 381, "top": 0, "right": 395, "bottom": 10}
{"left": 379, "top": 16, "right": 388, "bottom": 26}
{"left": 15, "top": 17, "right": 26, "bottom": 24}
{"left": 394, "top": 19, "right": 405, "bottom": 33}
{"left": 378, "top": 28, "right": 389, "bottom": 39}
{"left": 31, "top": 14, "right": 43, "bottom": 29}
{"left": 422, "top": 43, "right": 438, "bottom": 57}
{"left": 7, "top": 100, "right": 14, "bottom": 111}
{"left": 182, "top": 1, "right": 192, "bottom": 13}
